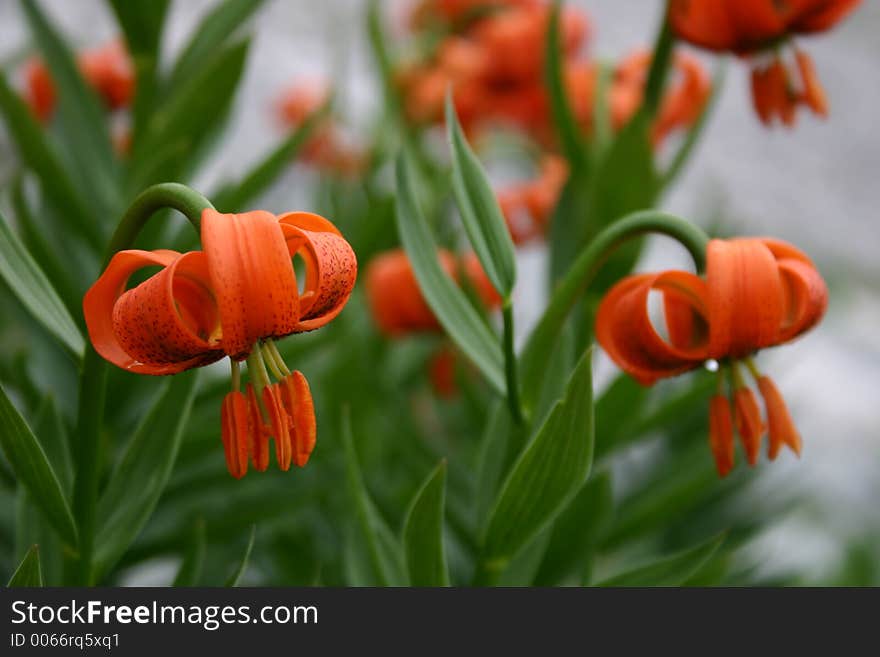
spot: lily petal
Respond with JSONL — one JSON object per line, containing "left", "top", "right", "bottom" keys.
{"left": 201, "top": 209, "right": 300, "bottom": 359}
{"left": 278, "top": 212, "right": 357, "bottom": 333}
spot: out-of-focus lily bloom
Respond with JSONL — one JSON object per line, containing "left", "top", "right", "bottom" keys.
{"left": 365, "top": 248, "right": 500, "bottom": 335}
{"left": 498, "top": 155, "right": 569, "bottom": 245}
{"left": 409, "top": 0, "right": 539, "bottom": 30}
{"left": 596, "top": 237, "right": 827, "bottom": 476}
{"left": 23, "top": 40, "right": 134, "bottom": 122}
{"left": 365, "top": 248, "right": 500, "bottom": 397}
{"left": 275, "top": 79, "right": 364, "bottom": 175}
{"left": 84, "top": 211, "right": 357, "bottom": 478}
{"left": 669, "top": 0, "right": 861, "bottom": 126}
{"left": 399, "top": 1, "right": 589, "bottom": 136}
{"left": 610, "top": 50, "right": 711, "bottom": 145}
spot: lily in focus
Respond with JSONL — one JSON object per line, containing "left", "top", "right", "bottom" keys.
{"left": 596, "top": 237, "right": 827, "bottom": 476}
{"left": 84, "top": 210, "right": 357, "bottom": 478}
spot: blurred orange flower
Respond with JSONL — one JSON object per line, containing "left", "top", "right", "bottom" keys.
{"left": 23, "top": 39, "right": 134, "bottom": 122}
{"left": 596, "top": 237, "right": 827, "bottom": 476}
{"left": 365, "top": 248, "right": 500, "bottom": 335}
{"left": 275, "top": 79, "right": 364, "bottom": 175}
{"left": 669, "top": 0, "right": 861, "bottom": 126}
{"left": 498, "top": 155, "right": 569, "bottom": 245}
{"left": 84, "top": 210, "right": 357, "bottom": 478}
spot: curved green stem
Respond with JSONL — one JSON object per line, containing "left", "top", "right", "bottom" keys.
{"left": 71, "top": 184, "right": 213, "bottom": 585}
{"left": 502, "top": 303, "right": 524, "bottom": 425}
{"left": 520, "top": 210, "right": 709, "bottom": 411}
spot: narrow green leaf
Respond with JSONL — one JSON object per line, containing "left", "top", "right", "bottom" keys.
{"left": 446, "top": 95, "right": 517, "bottom": 298}
{"left": 225, "top": 525, "right": 256, "bottom": 587}
{"left": 109, "top": 0, "right": 168, "bottom": 56}
{"left": 544, "top": 0, "right": 585, "bottom": 164}
{"left": 403, "top": 461, "right": 449, "bottom": 586}
{"left": 0, "top": 210, "right": 84, "bottom": 360}
{"left": 474, "top": 401, "right": 514, "bottom": 528}
{"left": 597, "top": 533, "right": 726, "bottom": 587}
{"left": 172, "top": 518, "right": 205, "bottom": 587}
{"left": 132, "top": 41, "right": 250, "bottom": 183}
{"left": 482, "top": 348, "right": 594, "bottom": 566}
{"left": 167, "top": 0, "right": 265, "bottom": 89}
{"left": 212, "top": 107, "right": 325, "bottom": 212}
{"left": 32, "top": 394, "right": 73, "bottom": 494}
{"left": 108, "top": 0, "right": 170, "bottom": 145}
{"left": 0, "top": 72, "right": 101, "bottom": 249}
{"left": 9, "top": 176, "right": 81, "bottom": 320}
{"left": 395, "top": 153, "right": 506, "bottom": 394}
{"left": 0, "top": 384, "right": 77, "bottom": 547}
{"left": 534, "top": 470, "right": 613, "bottom": 585}
{"left": 95, "top": 371, "right": 199, "bottom": 575}
{"left": 7, "top": 545, "right": 43, "bottom": 587}
{"left": 341, "top": 410, "right": 405, "bottom": 586}
{"left": 20, "top": 0, "right": 120, "bottom": 217}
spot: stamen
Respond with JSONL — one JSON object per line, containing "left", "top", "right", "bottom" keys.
{"left": 260, "top": 341, "right": 286, "bottom": 381}
{"left": 230, "top": 358, "right": 241, "bottom": 392}
{"left": 264, "top": 340, "right": 292, "bottom": 377}
{"left": 744, "top": 356, "right": 761, "bottom": 382}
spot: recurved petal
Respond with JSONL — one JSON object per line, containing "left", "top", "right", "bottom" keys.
{"left": 111, "top": 251, "right": 223, "bottom": 373}
{"left": 221, "top": 391, "right": 250, "bottom": 479}
{"left": 84, "top": 249, "right": 219, "bottom": 374}
{"left": 201, "top": 209, "right": 300, "bottom": 359}
{"left": 707, "top": 239, "right": 786, "bottom": 359}
{"left": 278, "top": 212, "right": 357, "bottom": 333}
{"left": 595, "top": 271, "right": 709, "bottom": 385}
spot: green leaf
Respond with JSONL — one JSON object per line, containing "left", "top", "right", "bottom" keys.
{"left": 109, "top": 0, "right": 168, "bottom": 56}
{"left": 596, "top": 533, "right": 726, "bottom": 587}
{"left": 534, "top": 470, "right": 613, "bottom": 585}
{"left": 20, "top": 0, "right": 120, "bottom": 218}
{"left": 0, "top": 72, "right": 101, "bottom": 249}
{"left": 225, "top": 525, "right": 256, "bottom": 587}
{"left": 132, "top": 40, "right": 250, "bottom": 185}
{"left": 212, "top": 107, "right": 325, "bottom": 212}
{"left": 341, "top": 410, "right": 405, "bottom": 586}
{"left": 95, "top": 371, "right": 199, "bottom": 575}
{"left": 544, "top": 0, "right": 585, "bottom": 165}
{"left": 482, "top": 348, "right": 594, "bottom": 568}
{"left": 0, "top": 384, "right": 77, "bottom": 547}
{"left": 7, "top": 545, "right": 43, "bottom": 587}
{"left": 108, "top": 0, "right": 170, "bottom": 144}
{"left": 32, "top": 394, "right": 73, "bottom": 494}
{"left": 446, "top": 95, "right": 517, "bottom": 299}
{"left": 172, "top": 518, "right": 205, "bottom": 587}
{"left": 403, "top": 461, "right": 449, "bottom": 586}
{"left": 0, "top": 210, "right": 84, "bottom": 360}
{"left": 167, "top": 0, "right": 265, "bottom": 89}
{"left": 395, "top": 154, "right": 506, "bottom": 394}
{"left": 474, "top": 401, "right": 515, "bottom": 528}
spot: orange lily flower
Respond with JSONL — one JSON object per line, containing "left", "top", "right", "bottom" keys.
{"left": 84, "top": 210, "right": 357, "bottom": 478}
{"left": 596, "top": 237, "right": 827, "bottom": 477}
{"left": 610, "top": 50, "right": 711, "bottom": 145}
{"left": 365, "top": 248, "right": 501, "bottom": 396}
{"left": 668, "top": 0, "right": 861, "bottom": 126}
{"left": 275, "top": 79, "right": 364, "bottom": 175}
{"left": 498, "top": 155, "right": 569, "bottom": 245}
{"left": 23, "top": 40, "right": 134, "bottom": 122}
{"left": 365, "top": 248, "right": 500, "bottom": 335}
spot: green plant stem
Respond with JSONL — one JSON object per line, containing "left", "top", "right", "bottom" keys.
{"left": 502, "top": 303, "right": 524, "bottom": 425}
{"left": 520, "top": 210, "right": 709, "bottom": 411}
{"left": 71, "top": 184, "right": 213, "bottom": 585}
{"left": 642, "top": 3, "right": 675, "bottom": 119}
